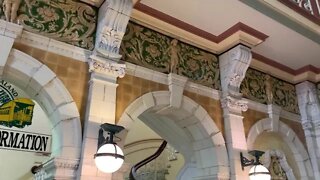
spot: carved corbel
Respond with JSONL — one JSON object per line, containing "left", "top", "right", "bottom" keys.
{"left": 219, "top": 45, "right": 252, "bottom": 97}
{"left": 95, "top": 0, "right": 132, "bottom": 60}
{"left": 219, "top": 45, "right": 251, "bottom": 112}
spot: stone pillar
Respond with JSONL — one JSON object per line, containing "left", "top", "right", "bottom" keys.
{"left": 267, "top": 104, "right": 282, "bottom": 132}
{"left": 77, "top": 55, "right": 126, "bottom": 180}
{"left": 296, "top": 81, "right": 320, "bottom": 178}
{"left": 77, "top": 0, "right": 132, "bottom": 179}
{"left": 0, "top": 20, "right": 22, "bottom": 74}
{"left": 219, "top": 45, "right": 252, "bottom": 180}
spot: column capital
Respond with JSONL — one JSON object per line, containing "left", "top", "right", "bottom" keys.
{"left": 313, "top": 120, "right": 320, "bottom": 129}
{"left": 302, "top": 121, "right": 313, "bottom": 131}
{"left": 34, "top": 157, "right": 79, "bottom": 180}
{"left": 221, "top": 95, "right": 248, "bottom": 112}
{"left": 89, "top": 55, "right": 126, "bottom": 82}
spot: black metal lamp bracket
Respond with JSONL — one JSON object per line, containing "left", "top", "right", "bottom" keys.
{"left": 97, "top": 123, "right": 125, "bottom": 150}
{"left": 240, "top": 152, "right": 254, "bottom": 170}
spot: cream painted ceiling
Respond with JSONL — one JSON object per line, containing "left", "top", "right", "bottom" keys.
{"left": 135, "top": 0, "right": 320, "bottom": 70}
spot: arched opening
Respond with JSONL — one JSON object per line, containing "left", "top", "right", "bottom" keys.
{"left": 263, "top": 149, "right": 296, "bottom": 180}
{"left": 247, "top": 118, "right": 313, "bottom": 179}
{"left": 0, "top": 49, "right": 82, "bottom": 179}
{"left": 118, "top": 91, "right": 229, "bottom": 180}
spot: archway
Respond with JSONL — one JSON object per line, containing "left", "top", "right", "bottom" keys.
{"left": 0, "top": 49, "right": 82, "bottom": 179}
{"left": 118, "top": 91, "right": 229, "bottom": 180}
{"left": 247, "top": 118, "right": 313, "bottom": 179}
{"left": 263, "top": 149, "right": 295, "bottom": 180}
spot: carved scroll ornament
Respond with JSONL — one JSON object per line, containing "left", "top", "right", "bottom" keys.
{"left": 89, "top": 56, "right": 126, "bottom": 78}
{"left": 221, "top": 95, "right": 248, "bottom": 111}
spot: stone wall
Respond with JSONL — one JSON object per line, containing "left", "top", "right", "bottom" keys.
{"left": 13, "top": 43, "right": 89, "bottom": 125}
{"left": 183, "top": 91, "right": 224, "bottom": 135}
{"left": 116, "top": 74, "right": 168, "bottom": 123}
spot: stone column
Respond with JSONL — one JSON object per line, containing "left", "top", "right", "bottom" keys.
{"left": 0, "top": 20, "right": 22, "bottom": 74}
{"left": 77, "top": 0, "right": 132, "bottom": 179}
{"left": 77, "top": 55, "right": 126, "bottom": 180}
{"left": 296, "top": 81, "right": 320, "bottom": 178}
{"left": 219, "top": 45, "right": 252, "bottom": 180}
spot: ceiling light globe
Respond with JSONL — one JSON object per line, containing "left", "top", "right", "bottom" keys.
{"left": 249, "top": 164, "right": 271, "bottom": 180}
{"left": 94, "top": 143, "right": 124, "bottom": 173}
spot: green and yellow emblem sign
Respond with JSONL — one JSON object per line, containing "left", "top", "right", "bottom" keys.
{"left": 0, "top": 80, "right": 35, "bottom": 128}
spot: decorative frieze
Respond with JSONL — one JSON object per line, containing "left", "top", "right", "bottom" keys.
{"left": 0, "top": 0, "right": 97, "bottom": 49}
{"left": 241, "top": 68, "right": 299, "bottom": 114}
{"left": 120, "top": 22, "right": 220, "bottom": 89}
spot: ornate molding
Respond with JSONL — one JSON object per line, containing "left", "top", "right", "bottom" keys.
{"left": 34, "top": 157, "right": 79, "bottom": 180}
{"left": 312, "top": 120, "right": 320, "bottom": 129}
{"left": 302, "top": 121, "right": 313, "bottom": 130}
{"left": 95, "top": 0, "right": 132, "bottom": 60}
{"left": 221, "top": 95, "right": 248, "bottom": 111}
{"left": 89, "top": 55, "right": 126, "bottom": 78}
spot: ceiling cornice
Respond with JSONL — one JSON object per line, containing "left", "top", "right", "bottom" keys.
{"left": 133, "top": 1, "right": 320, "bottom": 83}
{"left": 134, "top": 2, "right": 268, "bottom": 44}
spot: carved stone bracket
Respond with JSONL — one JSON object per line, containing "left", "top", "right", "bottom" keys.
{"left": 95, "top": 0, "right": 133, "bottom": 60}
{"left": 219, "top": 45, "right": 252, "bottom": 95}
{"left": 89, "top": 55, "right": 126, "bottom": 79}
{"left": 34, "top": 157, "right": 79, "bottom": 180}
{"left": 221, "top": 95, "right": 248, "bottom": 112}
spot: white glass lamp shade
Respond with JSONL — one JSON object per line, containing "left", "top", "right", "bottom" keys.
{"left": 94, "top": 143, "right": 124, "bottom": 173}
{"left": 249, "top": 165, "right": 271, "bottom": 180}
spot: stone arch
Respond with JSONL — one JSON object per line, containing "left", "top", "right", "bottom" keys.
{"left": 118, "top": 91, "right": 229, "bottom": 180}
{"left": 1, "top": 49, "right": 81, "bottom": 178}
{"left": 264, "top": 149, "right": 295, "bottom": 180}
{"left": 247, "top": 118, "right": 312, "bottom": 179}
